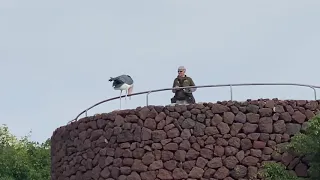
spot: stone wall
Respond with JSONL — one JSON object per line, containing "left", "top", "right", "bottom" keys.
{"left": 51, "top": 99, "right": 319, "bottom": 180}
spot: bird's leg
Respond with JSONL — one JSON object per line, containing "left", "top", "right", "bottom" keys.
{"left": 119, "top": 90, "right": 122, "bottom": 110}
{"left": 125, "top": 89, "right": 128, "bottom": 101}
{"left": 128, "top": 86, "right": 133, "bottom": 100}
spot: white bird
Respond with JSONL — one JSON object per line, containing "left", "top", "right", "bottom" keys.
{"left": 109, "top": 74, "right": 134, "bottom": 110}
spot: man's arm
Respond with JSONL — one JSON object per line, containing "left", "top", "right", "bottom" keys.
{"left": 188, "top": 77, "right": 197, "bottom": 92}
{"left": 172, "top": 79, "right": 178, "bottom": 93}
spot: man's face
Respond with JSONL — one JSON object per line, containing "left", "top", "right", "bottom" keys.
{"left": 178, "top": 69, "right": 185, "bottom": 77}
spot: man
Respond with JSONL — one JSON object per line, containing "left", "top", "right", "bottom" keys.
{"left": 171, "top": 66, "right": 197, "bottom": 104}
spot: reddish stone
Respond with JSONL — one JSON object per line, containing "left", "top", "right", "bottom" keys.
{"left": 292, "top": 111, "right": 306, "bottom": 124}
{"left": 214, "top": 166, "right": 230, "bottom": 179}
{"left": 223, "top": 112, "right": 235, "bottom": 124}
{"left": 235, "top": 112, "right": 246, "bottom": 123}
{"left": 259, "top": 108, "right": 273, "bottom": 117}
{"left": 253, "top": 141, "right": 266, "bottom": 149}
{"left": 295, "top": 163, "right": 308, "bottom": 177}
{"left": 242, "top": 123, "right": 258, "bottom": 134}
{"left": 211, "top": 104, "right": 229, "bottom": 113}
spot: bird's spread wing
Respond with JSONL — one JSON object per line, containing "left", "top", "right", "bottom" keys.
{"left": 109, "top": 75, "right": 133, "bottom": 88}
{"left": 117, "top": 75, "right": 133, "bottom": 84}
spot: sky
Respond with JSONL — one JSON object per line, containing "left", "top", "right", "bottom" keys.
{"left": 1, "top": 0, "right": 320, "bottom": 143}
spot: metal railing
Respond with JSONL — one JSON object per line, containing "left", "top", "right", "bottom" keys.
{"left": 68, "top": 83, "right": 320, "bottom": 124}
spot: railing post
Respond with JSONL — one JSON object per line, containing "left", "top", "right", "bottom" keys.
{"left": 311, "top": 87, "right": 317, "bottom": 100}
{"left": 230, "top": 85, "right": 233, "bottom": 101}
{"left": 146, "top": 91, "right": 151, "bottom": 106}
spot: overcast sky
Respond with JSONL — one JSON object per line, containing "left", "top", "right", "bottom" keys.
{"left": 1, "top": 0, "right": 320, "bottom": 143}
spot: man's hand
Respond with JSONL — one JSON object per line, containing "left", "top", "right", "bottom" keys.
{"left": 172, "top": 86, "right": 180, "bottom": 93}
{"left": 174, "top": 86, "right": 180, "bottom": 90}
{"left": 183, "top": 88, "right": 192, "bottom": 93}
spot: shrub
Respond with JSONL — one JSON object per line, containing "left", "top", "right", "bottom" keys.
{"left": 261, "top": 115, "right": 320, "bottom": 180}
{"left": 261, "top": 162, "right": 300, "bottom": 180}
{"left": 0, "top": 124, "right": 51, "bottom": 180}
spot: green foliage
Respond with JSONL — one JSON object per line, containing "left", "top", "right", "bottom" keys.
{"left": 287, "top": 115, "right": 320, "bottom": 180}
{"left": 288, "top": 115, "right": 320, "bottom": 155}
{"left": 261, "top": 162, "right": 300, "bottom": 180}
{"left": 0, "top": 124, "right": 51, "bottom": 180}
{"left": 262, "top": 115, "right": 320, "bottom": 180}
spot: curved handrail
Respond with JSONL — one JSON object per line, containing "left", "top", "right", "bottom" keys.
{"left": 69, "top": 83, "right": 320, "bottom": 124}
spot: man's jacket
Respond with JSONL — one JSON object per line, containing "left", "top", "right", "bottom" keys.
{"left": 172, "top": 75, "right": 196, "bottom": 100}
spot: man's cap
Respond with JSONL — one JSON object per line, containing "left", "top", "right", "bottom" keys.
{"left": 178, "top": 66, "right": 186, "bottom": 70}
